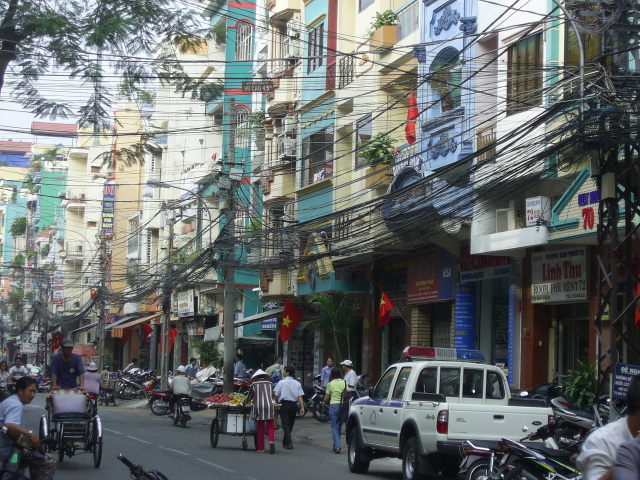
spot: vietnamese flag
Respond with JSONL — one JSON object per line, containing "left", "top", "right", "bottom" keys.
{"left": 280, "top": 299, "right": 303, "bottom": 343}
{"left": 142, "top": 322, "right": 154, "bottom": 342}
{"left": 378, "top": 284, "right": 395, "bottom": 328}
{"left": 159, "top": 327, "right": 179, "bottom": 352}
{"left": 405, "top": 91, "right": 418, "bottom": 145}
{"left": 121, "top": 329, "right": 132, "bottom": 346}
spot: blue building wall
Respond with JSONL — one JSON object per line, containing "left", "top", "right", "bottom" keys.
{"left": 0, "top": 181, "right": 27, "bottom": 273}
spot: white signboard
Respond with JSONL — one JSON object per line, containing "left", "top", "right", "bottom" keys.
{"left": 177, "top": 290, "right": 195, "bottom": 317}
{"left": 21, "top": 343, "right": 36, "bottom": 354}
{"left": 531, "top": 247, "right": 587, "bottom": 303}
{"left": 53, "top": 271, "right": 64, "bottom": 286}
{"left": 525, "top": 196, "right": 550, "bottom": 227}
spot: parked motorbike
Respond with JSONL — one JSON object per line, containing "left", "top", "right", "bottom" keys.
{"left": 309, "top": 374, "right": 329, "bottom": 423}
{"left": 118, "top": 370, "right": 158, "bottom": 400}
{"left": 118, "top": 453, "right": 169, "bottom": 480}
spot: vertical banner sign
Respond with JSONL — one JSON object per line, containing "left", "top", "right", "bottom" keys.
{"left": 507, "top": 284, "right": 516, "bottom": 386}
{"left": 406, "top": 248, "right": 455, "bottom": 303}
{"left": 101, "top": 180, "right": 115, "bottom": 234}
{"left": 53, "top": 271, "right": 64, "bottom": 305}
{"left": 454, "top": 283, "right": 476, "bottom": 349}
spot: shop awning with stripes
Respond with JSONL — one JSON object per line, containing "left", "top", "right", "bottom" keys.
{"left": 111, "top": 313, "right": 162, "bottom": 338}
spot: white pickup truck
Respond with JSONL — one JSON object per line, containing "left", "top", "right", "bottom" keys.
{"left": 345, "top": 346, "right": 553, "bottom": 480}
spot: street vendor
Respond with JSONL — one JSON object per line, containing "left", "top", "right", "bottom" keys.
{"left": 50, "top": 338, "right": 85, "bottom": 390}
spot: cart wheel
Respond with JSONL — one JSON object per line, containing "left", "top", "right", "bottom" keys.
{"left": 92, "top": 418, "right": 102, "bottom": 468}
{"left": 210, "top": 419, "right": 220, "bottom": 448}
{"left": 242, "top": 437, "right": 248, "bottom": 451}
{"left": 57, "top": 439, "right": 64, "bottom": 463}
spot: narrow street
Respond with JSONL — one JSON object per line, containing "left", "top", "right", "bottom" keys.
{"left": 23, "top": 396, "right": 408, "bottom": 480}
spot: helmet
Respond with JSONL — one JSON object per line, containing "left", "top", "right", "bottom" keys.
{"left": 177, "top": 366, "right": 186, "bottom": 373}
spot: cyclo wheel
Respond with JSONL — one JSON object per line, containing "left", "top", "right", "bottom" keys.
{"left": 38, "top": 416, "right": 49, "bottom": 453}
{"left": 57, "top": 434, "right": 64, "bottom": 463}
{"left": 210, "top": 418, "right": 220, "bottom": 448}
{"left": 92, "top": 418, "right": 102, "bottom": 468}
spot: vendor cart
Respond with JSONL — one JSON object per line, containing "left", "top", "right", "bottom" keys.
{"left": 209, "top": 404, "right": 258, "bottom": 451}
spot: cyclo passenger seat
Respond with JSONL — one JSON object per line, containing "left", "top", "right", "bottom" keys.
{"left": 51, "top": 390, "right": 91, "bottom": 421}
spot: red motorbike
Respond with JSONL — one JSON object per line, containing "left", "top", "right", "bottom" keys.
{"left": 148, "top": 389, "right": 171, "bottom": 416}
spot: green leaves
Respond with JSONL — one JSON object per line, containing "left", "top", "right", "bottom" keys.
{"left": 309, "top": 292, "right": 360, "bottom": 361}
{"left": 9, "top": 216, "right": 26, "bottom": 237}
{"left": 562, "top": 360, "right": 596, "bottom": 410}
{"left": 358, "top": 132, "right": 396, "bottom": 166}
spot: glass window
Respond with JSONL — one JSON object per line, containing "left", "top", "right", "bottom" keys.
{"left": 439, "top": 367, "right": 460, "bottom": 397}
{"left": 236, "top": 107, "right": 249, "bottom": 149}
{"left": 391, "top": 367, "right": 412, "bottom": 400}
{"left": 507, "top": 33, "right": 542, "bottom": 114}
{"left": 235, "top": 21, "right": 252, "bottom": 61}
{"left": 462, "top": 369, "right": 484, "bottom": 398}
{"left": 416, "top": 367, "right": 438, "bottom": 393}
{"left": 308, "top": 23, "right": 324, "bottom": 73}
{"left": 429, "top": 49, "right": 462, "bottom": 113}
{"left": 355, "top": 114, "right": 372, "bottom": 168}
{"left": 372, "top": 367, "right": 397, "bottom": 399}
{"left": 359, "top": 0, "right": 374, "bottom": 11}
{"left": 301, "top": 126, "right": 333, "bottom": 187}
{"left": 486, "top": 371, "right": 505, "bottom": 399}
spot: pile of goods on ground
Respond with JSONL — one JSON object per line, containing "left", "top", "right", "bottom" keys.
{"left": 204, "top": 392, "right": 251, "bottom": 407}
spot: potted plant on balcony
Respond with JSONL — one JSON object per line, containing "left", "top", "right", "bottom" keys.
{"left": 429, "top": 62, "right": 461, "bottom": 112}
{"left": 368, "top": 10, "right": 398, "bottom": 48}
{"left": 358, "top": 132, "right": 395, "bottom": 188}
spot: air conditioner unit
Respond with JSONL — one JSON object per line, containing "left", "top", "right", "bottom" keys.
{"left": 278, "top": 138, "right": 296, "bottom": 159}
{"left": 495, "top": 208, "right": 523, "bottom": 233}
{"left": 79, "top": 193, "right": 86, "bottom": 200}
{"left": 55, "top": 155, "right": 65, "bottom": 162}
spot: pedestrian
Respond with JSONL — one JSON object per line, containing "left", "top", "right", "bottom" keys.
{"left": 50, "top": 338, "right": 85, "bottom": 390}
{"left": 324, "top": 367, "right": 348, "bottom": 454}
{"left": 247, "top": 369, "right": 276, "bottom": 454}
{"left": 168, "top": 366, "right": 190, "bottom": 419}
{"left": 340, "top": 359, "right": 357, "bottom": 392}
{"left": 320, "top": 356, "right": 333, "bottom": 387}
{"left": 185, "top": 358, "right": 198, "bottom": 379}
{"left": 234, "top": 354, "right": 247, "bottom": 379}
{"left": 577, "top": 374, "right": 640, "bottom": 480}
{"left": 84, "top": 363, "right": 102, "bottom": 394}
{"left": 0, "top": 376, "right": 57, "bottom": 479}
{"left": 614, "top": 434, "right": 640, "bottom": 480}
{"left": 0, "top": 361, "right": 10, "bottom": 383}
{"left": 265, "top": 356, "right": 284, "bottom": 383}
{"left": 273, "top": 366, "right": 305, "bottom": 450}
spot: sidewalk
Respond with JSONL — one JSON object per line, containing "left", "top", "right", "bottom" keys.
{"left": 113, "top": 398, "right": 335, "bottom": 447}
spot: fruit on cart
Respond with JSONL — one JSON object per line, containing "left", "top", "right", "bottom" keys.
{"left": 205, "top": 392, "right": 248, "bottom": 406}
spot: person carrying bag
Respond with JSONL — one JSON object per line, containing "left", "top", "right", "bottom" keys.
{"left": 324, "top": 367, "right": 348, "bottom": 454}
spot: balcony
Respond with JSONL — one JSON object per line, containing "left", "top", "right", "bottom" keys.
{"left": 63, "top": 188, "right": 86, "bottom": 212}
{"left": 397, "top": 2, "right": 419, "bottom": 42}
{"left": 282, "top": 37, "right": 300, "bottom": 58}
{"left": 476, "top": 126, "right": 497, "bottom": 162}
{"left": 61, "top": 242, "right": 84, "bottom": 264}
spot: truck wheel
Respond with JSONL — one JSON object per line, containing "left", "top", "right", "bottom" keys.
{"left": 439, "top": 455, "right": 461, "bottom": 478}
{"left": 465, "top": 459, "right": 491, "bottom": 480}
{"left": 347, "top": 429, "right": 370, "bottom": 474}
{"left": 402, "top": 437, "right": 424, "bottom": 480}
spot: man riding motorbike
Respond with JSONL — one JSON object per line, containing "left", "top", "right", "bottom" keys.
{"left": 168, "top": 366, "right": 190, "bottom": 419}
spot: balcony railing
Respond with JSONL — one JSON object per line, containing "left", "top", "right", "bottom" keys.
{"left": 65, "top": 242, "right": 84, "bottom": 258}
{"left": 339, "top": 56, "right": 354, "bottom": 89}
{"left": 397, "top": 2, "right": 419, "bottom": 42}
{"left": 476, "top": 126, "right": 497, "bottom": 162}
{"left": 326, "top": 63, "right": 336, "bottom": 90}
{"left": 392, "top": 143, "right": 419, "bottom": 176}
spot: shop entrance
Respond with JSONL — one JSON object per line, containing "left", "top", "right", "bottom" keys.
{"left": 431, "top": 302, "right": 452, "bottom": 347}
{"left": 555, "top": 302, "right": 589, "bottom": 377}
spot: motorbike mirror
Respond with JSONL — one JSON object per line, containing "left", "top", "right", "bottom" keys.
{"left": 368, "top": 386, "right": 374, "bottom": 397}
{"left": 519, "top": 390, "right": 529, "bottom": 397}
{"left": 522, "top": 426, "right": 529, "bottom": 433}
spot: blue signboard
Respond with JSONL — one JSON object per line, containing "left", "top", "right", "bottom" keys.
{"left": 507, "top": 284, "right": 516, "bottom": 386}
{"left": 261, "top": 318, "right": 277, "bottom": 330}
{"left": 454, "top": 283, "right": 476, "bottom": 349}
{"left": 613, "top": 362, "right": 640, "bottom": 398}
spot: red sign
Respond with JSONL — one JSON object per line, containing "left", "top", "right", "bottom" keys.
{"left": 406, "top": 248, "right": 455, "bottom": 304}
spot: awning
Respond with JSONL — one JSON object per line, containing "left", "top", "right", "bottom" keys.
{"left": 73, "top": 344, "right": 97, "bottom": 356}
{"left": 234, "top": 308, "right": 283, "bottom": 328}
{"left": 68, "top": 322, "right": 98, "bottom": 335}
{"left": 105, "top": 315, "right": 140, "bottom": 330}
{"left": 112, "top": 313, "right": 162, "bottom": 337}
{"left": 237, "top": 337, "right": 275, "bottom": 347}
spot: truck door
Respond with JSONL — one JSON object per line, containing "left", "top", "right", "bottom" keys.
{"left": 361, "top": 367, "right": 397, "bottom": 446}
{"left": 376, "top": 366, "right": 412, "bottom": 449}
{"left": 403, "top": 366, "right": 441, "bottom": 455}
{"left": 448, "top": 367, "right": 488, "bottom": 437}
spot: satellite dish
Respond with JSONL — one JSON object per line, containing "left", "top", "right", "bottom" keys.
{"left": 440, "top": 218, "right": 462, "bottom": 234}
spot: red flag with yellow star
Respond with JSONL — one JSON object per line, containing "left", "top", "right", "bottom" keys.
{"left": 280, "top": 299, "right": 303, "bottom": 342}
{"left": 378, "top": 284, "right": 395, "bottom": 327}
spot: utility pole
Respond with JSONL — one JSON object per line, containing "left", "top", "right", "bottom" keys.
{"left": 97, "top": 233, "right": 108, "bottom": 371}
{"left": 161, "top": 206, "right": 175, "bottom": 389}
{"left": 223, "top": 99, "right": 237, "bottom": 394}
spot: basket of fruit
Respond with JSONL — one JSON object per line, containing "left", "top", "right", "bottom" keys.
{"left": 204, "top": 392, "right": 249, "bottom": 408}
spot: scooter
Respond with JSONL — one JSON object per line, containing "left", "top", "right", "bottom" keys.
{"left": 309, "top": 374, "right": 329, "bottom": 423}
{"left": 172, "top": 397, "right": 191, "bottom": 428}
{"left": 148, "top": 389, "right": 171, "bottom": 416}
{"left": 118, "top": 453, "right": 169, "bottom": 480}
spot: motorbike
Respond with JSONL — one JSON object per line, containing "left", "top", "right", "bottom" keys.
{"left": 0, "top": 425, "right": 55, "bottom": 480}
{"left": 172, "top": 396, "right": 191, "bottom": 428}
{"left": 148, "top": 389, "right": 171, "bottom": 416}
{"left": 150, "top": 382, "right": 210, "bottom": 416}
{"left": 309, "top": 374, "right": 329, "bottom": 423}
{"left": 118, "top": 371, "right": 158, "bottom": 400}
{"left": 118, "top": 453, "right": 169, "bottom": 480}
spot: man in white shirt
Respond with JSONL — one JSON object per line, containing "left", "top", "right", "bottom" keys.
{"left": 577, "top": 375, "right": 640, "bottom": 480}
{"left": 273, "top": 366, "right": 305, "bottom": 449}
{"left": 340, "top": 360, "right": 358, "bottom": 392}
{"left": 168, "top": 366, "right": 191, "bottom": 419}
{"left": 9, "top": 357, "right": 28, "bottom": 382}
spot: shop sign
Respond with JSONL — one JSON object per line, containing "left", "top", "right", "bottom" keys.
{"left": 261, "top": 318, "right": 277, "bottom": 330}
{"left": 177, "top": 290, "right": 195, "bottom": 317}
{"left": 21, "top": 343, "right": 36, "bottom": 354}
{"left": 525, "top": 196, "right": 550, "bottom": 227}
{"left": 105, "top": 314, "right": 117, "bottom": 325}
{"left": 101, "top": 180, "right": 115, "bottom": 235}
{"left": 53, "top": 271, "right": 64, "bottom": 286}
{"left": 406, "top": 248, "right": 454, "bottom": 304}
{"left": 454, "top": 284, "right": 476, "bottom": 349}
{"left": 52, "top": 289, "right": 64, "bottom": 305}
{"left": 241, "top": 80, "right": 275, "bottom": 92}
{"left": 531, "top": 247, "right": 587, "bottom": 303}
{"left": 186, "top": 321, "right": 204, "bottom": 336}
{"left": 459, "top": 245, "right": 511, "bottom": 282}
{"left": 613, "top": 362, "right": 640, "bottom": 398}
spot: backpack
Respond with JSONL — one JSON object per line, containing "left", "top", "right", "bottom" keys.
{"left": 341, "top": 381, "right": 353, "bottom": 411}
{"left": 271, "top": 366, "right": 282, "bottom": 384}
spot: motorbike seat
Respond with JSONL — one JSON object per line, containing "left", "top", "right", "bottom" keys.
{"left": 152, "top": 389, "right": 170, "bottom": 394}
{"left": 53, "top": 412, "right": 92, "bottom": 421}
{"left": 522, "top": 443, "right": 573, "bottom": 457}
{"left": 569, "top": 409, "right": 595, "bottom": 420}
{"left": 467, "top": 440, "right": 501, "bottom": 451}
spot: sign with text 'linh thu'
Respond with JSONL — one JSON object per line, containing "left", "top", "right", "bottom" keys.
{"left": 531, "top": 247, "right": 587, "bottom": 303}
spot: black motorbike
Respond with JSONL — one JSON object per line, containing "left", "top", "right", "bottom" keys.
{"left": 308, "top": 374, "right": 329, "bottom": 423}
{"left": 118, "top": 453, "right": 169, "bottom": 480}
{"left": 171, "top": 397, "right": 191, "bottom": 428}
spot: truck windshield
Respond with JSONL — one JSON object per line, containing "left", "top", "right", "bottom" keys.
{"left": 372, "top": 367, "right": 397, "bottom": 399}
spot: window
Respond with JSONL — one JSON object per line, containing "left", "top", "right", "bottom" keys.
{"left": 462, "top": 369, "right": 484, "bottom": 398}
{"left": 235, "top": 21, "right": 252, "bottom": 61}
{"left": 391, "top": 367, "right": 412, "bottom": 400}
{"left": 236, "top": 107, "right": 249, "bottom": 149}
{"left": 439, "top": 367, "right": 460, "bottom": 397}
{"left": 372, "top": 367, "right": 396, "bottom": 399}
{"left": 359, "top": 0, "right": 374, "bottom": 11}
{"left": 355, "top": 114, "right": 372, "bottom": 168}
{"left": 416, "top": 367, "right": 438, "bottom": 393}
{"left": 507, "top": 33, "right": 542, "bottom": 114}
{"left": 430, "top": 49, "right": 462, "bottom": 113}
{"left": 486, "top": 371, "right": 505, "bottom": 399}
{"left": 91, "top": 166, "right": 100, "bottom": 174}
{"left": 87, "top": 221, "right": 97, "bottom": 228}
{"left": 338, "top": 55, "right": 354, "bottom": 88}
{"left": 301, "top": 126, "right": 333, "bottom": 187}
{"left": 308, "top": 23, "right": 324, "bottom": 73}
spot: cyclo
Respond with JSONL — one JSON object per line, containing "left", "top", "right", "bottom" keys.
{"left": 39, "top": 389, "right": 102, "bottom": 467}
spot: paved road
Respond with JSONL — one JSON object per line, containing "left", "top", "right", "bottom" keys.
{"left": 23, "top": 395, "right": 407, "bottom": 480}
